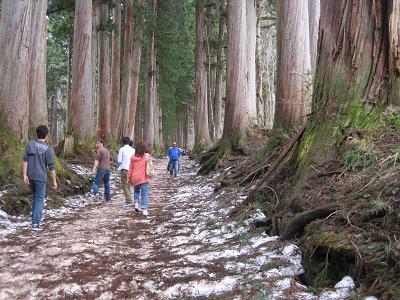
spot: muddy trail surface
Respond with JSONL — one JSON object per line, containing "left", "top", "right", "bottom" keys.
{"left": 0, "top": 158, "right": 354, "bottom": 299}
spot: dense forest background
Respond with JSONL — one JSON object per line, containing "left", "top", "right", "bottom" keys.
{"left": 0, "top": 0, "right": 399, "bottom": 298}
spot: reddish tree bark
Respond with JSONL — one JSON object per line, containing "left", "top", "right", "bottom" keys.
{"left": 69, "top": 0, "right": 95, "bottom": 140}
{"left": 29, "top": 0, "right": 48, "bottom": 130}
{"left": 274, "top": 0, "right": 311, "bottom": 130}
{"left": 213, "top": 1, "right": 225, "bottom": 139}
{"left": 125, "top": 0, "right": 145, "bottom": 139}
{"left": 111, "top": 0, "right": 122, "bottom": 140}
{"left": 144, "top": 0, "right": 157, "bottom": 150}
{"left": 223, "top": 0, "right": 249, "bottom": 149}
{"left": 194, "top": 0, "right": 211, "bottom": 149}
{"left": 0, "top": 0, "right": 31, "bottom": 141}
{"left": 98, "top": 0, "right": 112, "bottom": 139}
{"left": 294, "top": 0, "right": 400, "bottom": 180}
{"left": 120, "top": 0, "right": 134, "bottom": 138}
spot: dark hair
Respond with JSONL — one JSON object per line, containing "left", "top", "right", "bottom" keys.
{"left": 97, "top": 138, "right": 105, "bottom": 145}
{"left": 129, "top": 140, "right": 134, "bottom": 147}
{"left": 36, "top": 125, "right": 49, "bottom": 139}
{"left": 122, "top": 137, "right": 130, "bottom": 145}
{"left": 135, "top": 140, "right": 149, "bottom": 157}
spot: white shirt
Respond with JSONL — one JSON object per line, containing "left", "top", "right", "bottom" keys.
{"left": 118, "top": 145, "right": 135, "bottom": 171}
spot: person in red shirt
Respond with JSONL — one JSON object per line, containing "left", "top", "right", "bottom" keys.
{"left": 127, "top": 141, "right": 152, "bottom": 216}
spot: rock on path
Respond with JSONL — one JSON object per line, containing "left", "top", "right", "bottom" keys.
{"left": 0, "top": 158, "right": 354, "bottom": 299}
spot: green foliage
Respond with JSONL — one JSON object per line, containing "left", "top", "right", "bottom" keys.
{"left": 387, "top": 113, "right": 400, "bottom": 129}
{"left": 155, "top": 0, "right": 195, "bottom": 142}
{"left": 259, "top": 129, "right": 291, "bottom": 159}
{"left": 0, "top": 129, "right": 23, "bottom": 186}
{"left": 342, "top": 149, "right": 378, "bottom": 171}
{"left": 46, "top": 7, "right": 74, "bottom": 96}
{"left": 371, "top": 199, "right": 387, "bottom": 216}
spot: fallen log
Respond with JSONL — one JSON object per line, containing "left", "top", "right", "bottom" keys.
{"left": 281, "top": 203, "right": 337, "bottom": 240}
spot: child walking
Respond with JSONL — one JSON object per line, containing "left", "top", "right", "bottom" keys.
{"left": 127, "top": 141, "right": 152, "bottom": 216}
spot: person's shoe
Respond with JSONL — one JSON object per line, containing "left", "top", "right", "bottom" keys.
{"left": 134, "top": 203, "right": 140, "bottom": 212}
{"left": 92, "top": 194, "right": 100, "bottom": 201}
{"left": 31, "top": 224, "right": 43, "bottom": 231}
{"left": 123, "top": 202, "right": 131, "bottom": 208}
{"left": 142, "top": 209, "right": 148, "bottom": 216}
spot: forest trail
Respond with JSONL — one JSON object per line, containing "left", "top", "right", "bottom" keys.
{"left": 0, "top": 159, "right": 353, "bottom": 299}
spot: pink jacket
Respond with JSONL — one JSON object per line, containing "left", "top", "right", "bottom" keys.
{"left": 128, "top": 153, "right": 151, "bottom": 186}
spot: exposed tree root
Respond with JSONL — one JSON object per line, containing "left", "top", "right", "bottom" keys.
{"left": 246, "top": 121, "right": 308, "bottom": 201}
{"left": 281, "top": 203, "right": 337, "bottom": 240}
{"left": 238, "top": 164, "right": 270, "bottom": 186}
{"left": 198, "top": 139, "right": 230, "bottom": 175}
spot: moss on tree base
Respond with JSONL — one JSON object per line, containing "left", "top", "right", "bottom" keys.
{"left": 0, "top": 129, "right": 91, "bottom": 215}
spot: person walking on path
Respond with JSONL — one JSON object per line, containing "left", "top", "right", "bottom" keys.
{"left": 127, "top": 141, "right": 152, "bottom": 216}
{"left": 168, "top": 141, "right": 181, "bottom": 178}
{"left": 23, "top": 125, "right": 57, "bottom": 230}
{"left": 92, "top": 139, "right": 112, "bottom": 202}
{"left": 118, "top": 137, "right": 135, "bottom": 206}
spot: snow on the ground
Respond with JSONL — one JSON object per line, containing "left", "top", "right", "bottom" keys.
{"left": 0, "top": 158, "right": 356, "bottom": 299}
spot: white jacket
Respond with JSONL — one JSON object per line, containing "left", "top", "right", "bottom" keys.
{"left": 118, "top": 145, "right": 135, "bottom": 171}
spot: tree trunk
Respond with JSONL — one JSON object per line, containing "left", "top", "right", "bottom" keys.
{"left": 125, "top": 0, "right": 144, "bottom": 139}
{"left": 111, "top": 0, "right": 121, "bottom": 140}
{"left": 98, "top": 0, "right": 112, "bottom": 139}
{"left": 29, "top": 0, "right": 48, "bottom": 130}
{"left": 206, "top": 9, "right": 215, "bottom": 140}
{"left": 50, "top": 90, "right": 59, "bottom": 145}
{"left": 0, "top": 0, "right": 31, "bottom": 141}
{"left": 92, "top": 0, "right": 101, "bottom": 132}
{"left": 274, "top": 0, "right": 311, "bottom": 130}
{"left": 69, "top": 0, "right": 94, "bottom": 140}
{"left": 213, "top": 1, "right": 225, "bottom": 139}
{"left": 223, "top": 0, "right": 248, "bottom": 150}
{"left": 144, "top": 0, "right": 157, "bottom": 150}
{"left": 67, "top": 34, "right": 73, "bottom": 115}
{"left": 308, "top": 0, "right": 320, "bottom": 71}
{"left": 194, "top": 0, "right": 211, "bottom": 149}
{"left": 256, "top": 0, "right": 265, "bottom": 127}
{"left": 120, "top": 0, "right": 134, "bottom": 138}
{"left": 294, "top": 0, "right": 400, "bottom": 182}
{"left": 247, "top": 0, "right": 257, "bottom": 125}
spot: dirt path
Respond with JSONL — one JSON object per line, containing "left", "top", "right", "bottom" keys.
{"left": 0, "top": 158, "right": 354, "bottom": 299}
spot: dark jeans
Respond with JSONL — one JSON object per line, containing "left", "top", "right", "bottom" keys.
{"left": 170, "top": 160, "right": 180, "bottom": 177}
{"left": 29, "top": 180, "right": 46, "bottom": 226}
{"left": 93, "top": 169, "right": 111, "bottom": 201}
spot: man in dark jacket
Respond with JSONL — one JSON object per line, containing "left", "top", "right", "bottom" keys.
{"left": 23, "top": 125, "right": 57, "bottom": 230}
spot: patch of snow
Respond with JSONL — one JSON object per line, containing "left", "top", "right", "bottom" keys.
{"left": 163, "top": 276, "right": 239, "bottom": 298}
{"left": 249, "top": 234, "right": 279, "bottom": 248}
{"left": 319, "top": 276, "right": 355, "bottom": 300}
